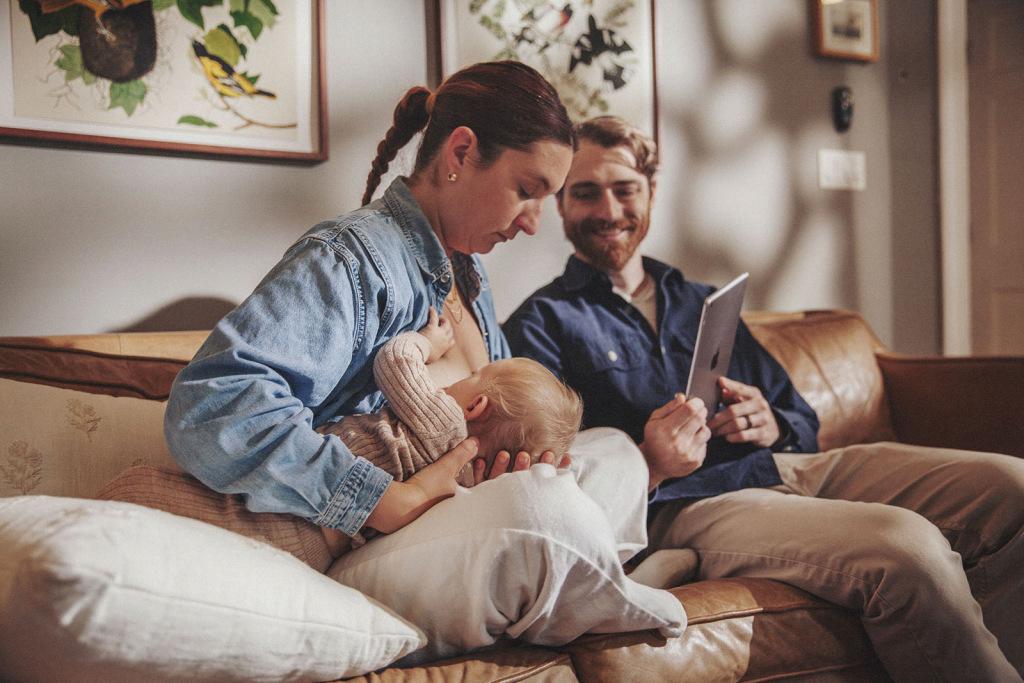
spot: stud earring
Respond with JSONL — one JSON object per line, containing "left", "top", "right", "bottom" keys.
{"left": 448, "top": 173, "right": 458, "bottom": 182}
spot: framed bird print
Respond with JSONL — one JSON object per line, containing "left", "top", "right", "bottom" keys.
{"left": 0, "top": 0, "right": 326, "bottom": 162}
{"left": 432, "top": 0, "right": 658, "bottom": 141}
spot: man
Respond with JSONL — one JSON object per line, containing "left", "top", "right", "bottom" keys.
{"left": 504, "top": 115, "right": 1024, "bottom": 682}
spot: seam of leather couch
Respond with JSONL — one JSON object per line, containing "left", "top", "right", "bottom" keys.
{"left": 741, "top": 661, "right": 884, "bottom": 682}
{"left": 490, "top": 653, "right": 576, "bottom": 682}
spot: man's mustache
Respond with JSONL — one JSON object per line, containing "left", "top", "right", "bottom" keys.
{"left": 577, "top": 217, "right": 638, "bottom": 235}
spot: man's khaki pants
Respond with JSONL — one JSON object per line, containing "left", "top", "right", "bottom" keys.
{"left": 648, "top": 442, "right": 1024, "bottom": 683}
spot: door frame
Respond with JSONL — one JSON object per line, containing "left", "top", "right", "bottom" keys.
{"left": 937, "top": 0, "right": 972, "bottom": 355}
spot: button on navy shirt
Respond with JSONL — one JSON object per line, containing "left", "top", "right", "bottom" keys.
{"left": 504, "top": 256, "right": 819, "bottom": 509}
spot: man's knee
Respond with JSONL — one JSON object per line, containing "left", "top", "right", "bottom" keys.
{"left": 852, "top": 505, "right": 967, "bottom": 607}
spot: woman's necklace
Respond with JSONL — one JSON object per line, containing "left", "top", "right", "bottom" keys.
{"left": 445, "top": 286, "right": 465, "bottom": 324}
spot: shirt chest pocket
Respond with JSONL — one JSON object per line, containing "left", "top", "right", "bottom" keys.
{"left": 566, "top": 334, "right": 650, "bottom": 375}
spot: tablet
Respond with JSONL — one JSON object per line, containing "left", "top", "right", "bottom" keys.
{"left": 684, "top": 272, "right": 749, "bottom": 418}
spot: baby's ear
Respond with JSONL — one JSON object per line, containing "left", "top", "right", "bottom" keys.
{"left": 463, "top": 394, "right": 490, "bottom": 422}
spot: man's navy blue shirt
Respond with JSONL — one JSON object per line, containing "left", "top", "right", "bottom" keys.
{"left": 504, "top": 256, "right": 819, "bottom": 508}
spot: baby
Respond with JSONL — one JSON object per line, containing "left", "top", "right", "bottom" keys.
{"left": 317, "top": 307, "right": 584, "bottom": 490}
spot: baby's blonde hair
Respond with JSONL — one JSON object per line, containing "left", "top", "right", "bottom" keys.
{"left": 477, "top": 358, "right": 583, "bottom": 469}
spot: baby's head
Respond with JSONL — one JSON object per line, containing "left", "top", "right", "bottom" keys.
{"left": 444, "top": 358, "right": 583, "bottom": 475}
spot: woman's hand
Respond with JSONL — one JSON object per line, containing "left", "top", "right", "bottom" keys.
{"left": 363, "top": 437, "right": 480, "bottom": 534}
{"left": 709, "top": 377, "right": 780, "bottom": 448}
{"left": 472, "top": 450, "right": 571, "bottom": 485}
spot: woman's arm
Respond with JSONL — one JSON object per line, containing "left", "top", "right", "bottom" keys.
{"left": 164, "top": 238, "right": 394, "bottom": 536}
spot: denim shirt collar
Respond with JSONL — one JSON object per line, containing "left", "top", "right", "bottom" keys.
{"left": 382, "top": 177, "right": 483, "bottom": 302}
{"left": 562, "top": 254, "right": 682, "bottom": 295}
{"left": 382, "top": 178, "right": 450, "bottom": 284}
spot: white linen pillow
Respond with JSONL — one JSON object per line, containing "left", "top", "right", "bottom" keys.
{"left": 0, "top": 496, "right": 426, "bottom": 682}
{"left": 329, "top": 458, "right": 687, "bottom": 667}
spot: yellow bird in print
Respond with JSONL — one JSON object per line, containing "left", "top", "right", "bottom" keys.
{"left": 191, "top": 40, "right": 276, "bottom": 100}
{"left": 38, "top": 0, "right": 149, "bottom": 17}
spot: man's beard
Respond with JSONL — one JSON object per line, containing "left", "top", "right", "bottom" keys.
{"left": 564, "top": 213, "right": 650, "bottom": 272}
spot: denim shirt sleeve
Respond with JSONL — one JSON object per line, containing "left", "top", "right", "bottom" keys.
{"left": 164, "top": 235, "right": 393, "bottom": 535}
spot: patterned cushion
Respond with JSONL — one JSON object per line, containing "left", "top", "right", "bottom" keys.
{"left": 0, "top": 378, "right": 179, "bottom": 499}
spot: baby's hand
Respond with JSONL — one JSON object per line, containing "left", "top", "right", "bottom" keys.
{"left": 419, "top": 306, "right": 454, "bottom": 363}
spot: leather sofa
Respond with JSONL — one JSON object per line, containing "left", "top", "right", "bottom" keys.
{"left": 2, "top": 309, "right": 1022, "bottom": 682}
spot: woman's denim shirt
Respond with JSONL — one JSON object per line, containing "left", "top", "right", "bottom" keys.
{"left": 164, "top": 178, "right": 510, "bottom": 535}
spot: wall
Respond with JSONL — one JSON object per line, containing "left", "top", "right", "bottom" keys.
{"left": 0, "top": 1, "right": 941, "bottom": 353}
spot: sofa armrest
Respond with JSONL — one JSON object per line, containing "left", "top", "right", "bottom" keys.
{"left": 876, "top": 352, "right": 1024, "bottom": 458}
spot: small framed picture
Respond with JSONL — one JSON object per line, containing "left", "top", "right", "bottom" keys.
{"left": 811, "top": 0, "right": 879, "bottom": 62}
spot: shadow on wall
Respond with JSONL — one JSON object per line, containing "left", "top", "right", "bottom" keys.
{"left": 111, "top": 297, "right": 237, "bottom": 333}
{"left": 654, "top": 2, "right": 858, "bottom": 313}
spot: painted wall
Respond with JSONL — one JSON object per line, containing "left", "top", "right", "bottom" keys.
{"left": 0, "top": 1, "right": 940, "bottom": 353}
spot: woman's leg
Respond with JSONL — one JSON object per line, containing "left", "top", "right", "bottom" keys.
{"left": 328, "top": 457, "right": 684, "bottom": 666}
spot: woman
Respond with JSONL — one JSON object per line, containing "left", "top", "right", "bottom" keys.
{"left": 165, "top": 61, "right": 683, "bottom": 664}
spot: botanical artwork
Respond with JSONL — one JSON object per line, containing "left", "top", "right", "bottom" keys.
{"left": 5, "top": 0, "right": 319, "bottom": 156}
{"left": 2, "top": 441, "right": 43, "bottom": 495}
{"left": 67, "top": 398, "right": 101, "bottom": 440}
{"left": 448, "top": 0, "right": 654, "bottom": 130}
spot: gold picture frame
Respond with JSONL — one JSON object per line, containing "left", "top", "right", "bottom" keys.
{"left": 0, "top": 0, "right": 327, "bottom": 163}
{"left": 812, "top": 0, "right": 879, "bottom": 63}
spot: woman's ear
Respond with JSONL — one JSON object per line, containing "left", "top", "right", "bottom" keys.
{"left": 444, "top": 126, "right": 477, "bottom": 177}
{"left": 463, "top": 394, "right": 490, "bottom": 422}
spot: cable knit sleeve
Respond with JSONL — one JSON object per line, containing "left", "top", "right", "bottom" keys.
{"left": 373, "top": 332, "right": 467, "bottom": 458}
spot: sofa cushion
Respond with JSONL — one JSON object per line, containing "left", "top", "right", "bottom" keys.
{"left": 0, "top": 377, "right": 180, "bottom": 500}
{"left": 337, "top": 644, "right": 580, "bottom": 683}
{"left": 560, "top": 578, "right": 887, "bottom": 682}
{"left": 0, "top": 495, "right": 426, "bottom": 682}
{"left": 745, "top": 310, "right": 895, "bottom": 451}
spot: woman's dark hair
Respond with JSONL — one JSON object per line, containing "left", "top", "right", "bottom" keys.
{"left": 362, "top": 61, "right": 575, "bottom": 206}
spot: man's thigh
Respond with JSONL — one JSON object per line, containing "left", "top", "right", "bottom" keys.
{"left": 774, "top": 442, "right": 1024, "bottom": 564}
{"left": 646, "top": 486, "right": 959, "bottom": 611}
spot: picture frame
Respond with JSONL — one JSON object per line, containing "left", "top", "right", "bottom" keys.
{"left": 811, "top": 0, "right": 879, "bottom": 62}
{"left": 429, "top": 0, "right": 658, "bottom": 142}
{"left": 0, "top": 0, "right": 327, "bottom": 163}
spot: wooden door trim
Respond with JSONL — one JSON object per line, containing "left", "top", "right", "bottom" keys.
{"left": 938, "top": 0, "right": 972, "bottom": 355}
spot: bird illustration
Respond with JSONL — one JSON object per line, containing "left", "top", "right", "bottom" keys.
{"left": 569, "top": 14, "right": 635, "bottom": 90}
{"left": 191, "top": 40, "right": 276, "bottom": 100}
{"left": 515, "top": 3, "right": 573, "bottom": 52}
{"left": 38, "top": 0, "right": 149, "bottom": 18}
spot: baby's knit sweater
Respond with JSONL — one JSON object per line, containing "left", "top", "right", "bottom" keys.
{"left": 316, "top": 332, "right": 475, "bottom": 488}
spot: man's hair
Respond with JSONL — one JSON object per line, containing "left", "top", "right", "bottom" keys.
{"left": 480, "top": 358, "right": 583, "bottom": 463}
{"left": 575, "top": 115, "right": 659, "bottom": 184}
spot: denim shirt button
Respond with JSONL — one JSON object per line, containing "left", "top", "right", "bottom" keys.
{"left": 440, "top": 272, "right": 451, "bottom": 283}
{"left": 607, "top": 350, "right": 618, "bottom": 362}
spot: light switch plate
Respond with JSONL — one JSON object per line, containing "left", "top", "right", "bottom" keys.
{"left": 818, "top": 149, "right": 866, "bottom": 191}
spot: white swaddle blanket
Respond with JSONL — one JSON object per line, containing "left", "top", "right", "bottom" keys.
{"left": 328, "top": 427, "right": 687, "bottom": 666}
